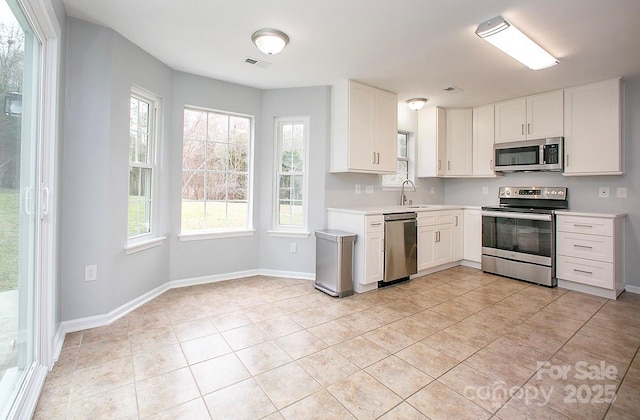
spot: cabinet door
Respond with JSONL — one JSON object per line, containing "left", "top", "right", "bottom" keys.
{"left": 453, "top": 211, "right": 464, "bottom": 261}
{"left": 445, "top": 109, "right": 473, "bottom": 176}
{"left": 373, "top": 89, "right": 399, "bottom": 172}
{"left": 364, "top": 231, "right": 384, "bottom": 284}
{"left": 348, "top": 82, "right": 375, "bottom": 171}
{"left": 417, "top": 106, "right": 446, "bottom": 177}
{"left": 526, "top": 90, "right": 563, "bottom": 139}
{"left": 417, "top": 225, "right": 436, "bottom": 270}
{"left": 564, "top": 78, "right": 622, "bottom": 175}
{"left": 435, "top": 224, "right": 453, "bottom": 265}
{"left": 494, "top": 98, "right": 526, "bottom": 143}
{"left": 472, "top": 105, "right": 495, "bottom": 176}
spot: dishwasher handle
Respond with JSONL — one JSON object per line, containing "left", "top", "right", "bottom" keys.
{"left": 384, "top": 212, "right": 417, "bottom": 221}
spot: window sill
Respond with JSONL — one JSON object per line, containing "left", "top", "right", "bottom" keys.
{"left": 125, "top": 236, "right": 167, "bottom": 255}
{"left": 267, "top": 230, "right": 311, "bottom": 239}
{"left": 179, "top": 229, "right": 256, "bottom": 241}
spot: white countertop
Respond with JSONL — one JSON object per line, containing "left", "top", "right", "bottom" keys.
{"left": 555, "top": 210, "right": 627, "bottom": 218}
{"left": 326, "top": 204, "right": 481, "bottom": 215}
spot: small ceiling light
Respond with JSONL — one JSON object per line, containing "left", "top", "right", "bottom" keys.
{"left": 251, "top": 28, "right": 289, "bottom": 55}
{"left": 475, "top": 15, "right": 558, "bottom": 70}
{"left": 405, "top": 98, "right": 428, "bottom": 111}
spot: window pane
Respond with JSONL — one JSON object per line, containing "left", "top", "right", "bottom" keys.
{"left": 182, "top": 140, "right": 205, "bottom": 170}
{"left": 139, "top": 133, "right": 148, "bottom": 163}
{"left": 182, "top": 170, "right": 204, "bottom": 200}
{"left": 398, "top": 133, "right": 407, "bottom": 158}
{"left": 204, "top": 201, "right": 226, "bottom": 229}
{"left": 229, "top": 116, "right": 249, "bottom": 144}
{"left": 208, "top": 112, "right": 229, "bottom": 143}
{"left": 181, "top": 201, "right": 205, "bottom": 232}
{"left": 228, "top": 144, "right": 247, "bottom": 172}
{"left": 228, "top": 173, "right": 247, "bottom": 200}
{"left": 130, "top": 98, "right": 139, "bottom": 131}
{"left": 292, "top": 175, "right": 303, "bottom": 200}
{"left": 207, "top": 143, "right": 227, "bottom": 171}
{"left": 184, "top": 109, "right": 207, "bottom": 140}
{"left": 206, "top": 171, "right": 227, "bottom": 200}
{"left": 226, "top": 201, "right": 247, "bottom": 228}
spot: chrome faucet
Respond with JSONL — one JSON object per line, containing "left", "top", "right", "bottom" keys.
{"left": 400, "top": 179, "right": 416, "bottom": 206}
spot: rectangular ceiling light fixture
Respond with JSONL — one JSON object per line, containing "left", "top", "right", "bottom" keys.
{"left": 475, "top": 15, "right": 558, "bottom": 70}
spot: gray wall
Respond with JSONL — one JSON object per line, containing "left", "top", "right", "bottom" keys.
{"left": 167, "top": 72, "right": 263, "bottom": 281}
{"left": 258, "top": 87, "right": 331, "bottom": 275}
{"left": 444, "top": 80, "right": 640, "bottom": 287}
{"left": 61, "top": 19, "right": 173, "bottom": 320}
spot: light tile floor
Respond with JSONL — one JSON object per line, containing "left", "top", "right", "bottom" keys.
{"left": 35, "top": 267, "right": 640, "bottom": 419}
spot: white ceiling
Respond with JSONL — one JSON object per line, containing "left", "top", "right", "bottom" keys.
{"left": 62, "top": 0, "right": 640, "bottom": 108}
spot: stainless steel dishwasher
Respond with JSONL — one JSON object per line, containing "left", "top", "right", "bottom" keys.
{"left": 382, "top": 212, "right": 417, "bottom": 285}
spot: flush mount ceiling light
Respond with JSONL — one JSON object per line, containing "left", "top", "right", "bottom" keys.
{"left": 251, "top": 28, "right": 289, "bottom": 55}
{"left": 405, "top": 98, "right": 428, "bottom": 111}
{"left": 475, "top": 15, "right": 558, "bottom": 70}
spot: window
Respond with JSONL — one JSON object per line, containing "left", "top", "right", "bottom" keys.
{"left": 382, "top": 131, "right": 411, "bottom": 187}
{"left": 271, "top": 117, "right": 309, "bottom": 235}
{"left": 128, "top": 89, "right": 159, "bottom": 241}
{"left": 181, "top": 107, "right": 253, "bottom": 236}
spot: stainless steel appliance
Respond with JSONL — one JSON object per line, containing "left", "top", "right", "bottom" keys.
{"left": 481, "top": 186, "right": 568, "bottom": 287}
{"left": 494, "top": 137, "right": 563, "bottom": 172}
{"left": 383, "top": 212, "right": 417, "bottom": 284}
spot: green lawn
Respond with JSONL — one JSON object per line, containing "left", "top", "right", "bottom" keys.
{"left": 181, "top": 201, "right": 248, "bottom": 232}
{"left": 0, "top": 192, "right": 19, "bottom": 292}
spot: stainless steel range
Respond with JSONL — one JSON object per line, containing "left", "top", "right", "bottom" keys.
{"left": 481, "top": 186, "right": 568, "bottom": 287}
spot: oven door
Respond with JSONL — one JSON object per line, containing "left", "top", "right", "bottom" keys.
{"left": 481, "top": 211, "right": 554, "bottom": 266}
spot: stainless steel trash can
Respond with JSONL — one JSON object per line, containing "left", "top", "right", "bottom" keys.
{"left": 314, "top": 230, "right": 357, "bottom": 298}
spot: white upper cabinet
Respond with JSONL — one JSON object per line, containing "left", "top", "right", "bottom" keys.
{"left": 563, "top": 78, "right": 622, "bottom": 176}
{"left": 331, "top": 80, "right": 397, "bottom": 173}
{"left": 472, "top": 104, "right": 495, "bottom": 176}
{"left": 445, "top": 109, "right": 473, "bottom": 176}
{"left": 494, "top": 90, "right": 563, "bottom": 143}
{"left": 417, "top": 106, "right": 446, "bottom": 177}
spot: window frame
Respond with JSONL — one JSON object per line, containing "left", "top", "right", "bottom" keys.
{"left": 381, "top": 130, "right": 414, "bottom": 189}
{"left": 179, "top": 106, "right": 255, "bottom": 240}
{"left": 126, "top": 86, "right": 164, "bottom": 253}
{"left": 269, "top": 116, "right": 310, "bottom": 238}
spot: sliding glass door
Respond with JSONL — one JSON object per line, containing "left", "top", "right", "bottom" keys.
{"left": 0, "top": 0, "right": 41, "bottom": 416}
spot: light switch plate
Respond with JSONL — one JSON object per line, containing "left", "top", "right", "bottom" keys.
{"left": 355, "top": 184, "right": 361, "bottom": 194}
{"left": 616, "top": 187, "right": 627, "bottom": 198}
{"left": 599, "top": 187, "right": 610, "bottom": 198}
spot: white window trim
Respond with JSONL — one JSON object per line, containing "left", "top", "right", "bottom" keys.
{"left": 179, "top": 106, "right": 255, "bottom": 235}
{"left": 381, "top": 130, "right": 415, "bottom": 190}
{"left": 127, "top": 86, "right": 162, "bottom": 249}
{"left": 271, "top": 116, "right": 310, "bottom": 235}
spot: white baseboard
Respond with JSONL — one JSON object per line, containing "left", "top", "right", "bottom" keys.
{"left": 59, "top": 268, "right": 314, "bottom": 339}
{"left": 625, "top": 284, "right": 640, "bottom": 294}
{"left": 460, "top": 260, "right": 481, "bottom": 270}
{"left": 51, "top": 323, "right": 65, "bottom": 369}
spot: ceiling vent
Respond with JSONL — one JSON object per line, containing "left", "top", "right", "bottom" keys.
{"left": 444, "top": 86, "right": 463, "bottom": 93}
{"left": 244, "top": 57, "right": 272, "bottom": 69}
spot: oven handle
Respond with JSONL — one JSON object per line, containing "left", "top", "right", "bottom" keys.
{"left": 481, "top": 210, "right": 552, "bottom": 222}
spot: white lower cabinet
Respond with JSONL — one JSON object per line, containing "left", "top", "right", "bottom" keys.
{"left": 463, "top": 208, "right": 481, "bottom": 263}
{"left": 364, "top": 217, "right": 384, "bottom": 285}
{"left": 556, "top": 212, "right": 626, "bottom": 299}
{"left": 417, "top": 210, "right": 462, "bottom": 271}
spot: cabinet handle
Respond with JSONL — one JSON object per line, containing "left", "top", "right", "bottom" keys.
{"left": 574, "top": 224, "right": 593, "bottom": 228}
{"left": 377, "top": 153, "right": 380, "bottom": 164}
{"left": 455, "top": 216, "right": 458, "bottom": 226}
{"left": 490, "top": 159, "right": 493, "bottom": 169}
{"left": 370, "top": 222, "right": 382, "bottom": 227}
{"left": 566, "top": 154, "right": 569, "bottom": 167}
{"left": 573, "top": 268, "right": 593, "bottom": 275}
{"left": 447, "top": 161, "right": 451, "bottom": 171}
{"left": 438, "top": 160, "right": 441, "bottom": 170}
{"left": 521, "top": 124, "right": 525, "bottom": 135}
{"left": 527, "top": 123, "right": 531, "bottom": 134}
{"left": 574, "top": 244, "right": 593, "bottom": 249}
{"left": 372, "top": 152, "right": 376, "bottom": 164}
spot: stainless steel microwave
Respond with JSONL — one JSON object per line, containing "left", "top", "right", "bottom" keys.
{"left": 494, "top": 137, "right": 563, "bottom": 172}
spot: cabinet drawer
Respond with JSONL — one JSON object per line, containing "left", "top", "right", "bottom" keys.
{"left": 436, "top": 212, "right": 455, "bottom": 225}
{"left": 417, "top": 213, "right": 437, "bottom": 227}
{"left": 557, "top": 216, "right": 613, "bottom": 236}
{"left": 557, "top": 232, "right": 614, "bottom": 263}
{"left": 366, "top": 215, "right": 384, "bottom": 232}
{"left": 557, "top": 255, "right": 614, "bottom": 289}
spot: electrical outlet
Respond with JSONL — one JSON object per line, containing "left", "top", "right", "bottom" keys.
{"left": 616, "top": 187, "right": 627, "bottom": 198}
{"left": 365, "top": 185, "right": 374, "bottom": 194}
{"left": 290, "top": 243, "right": 297, "bottom": 253}
{"left": 599, "top": 187, "right": 610, "bottom": 198}
{"left": 355, "top": 184, "right": 361, "bottom": 194}
{"left": 482, "top": 186, "right": 489, "bottom": 195}
{"left": 85, "top": 265, "right": 97, "bottom": 281}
